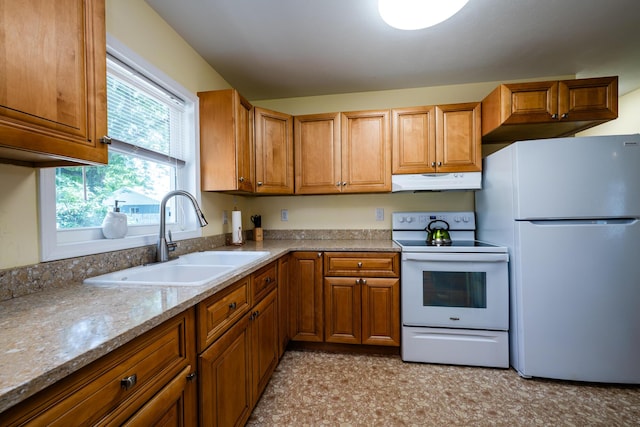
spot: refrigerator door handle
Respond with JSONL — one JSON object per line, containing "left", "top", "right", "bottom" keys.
{"left": 526, "top": 218, "right": 637, "bottom": 226}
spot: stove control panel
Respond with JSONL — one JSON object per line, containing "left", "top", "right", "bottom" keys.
{"left": 392, "top": 211, "right": 476, "bottom": 231}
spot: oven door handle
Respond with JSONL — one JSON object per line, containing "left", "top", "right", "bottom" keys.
{"left": 403, "top": 253, "right": 509, "bottom": 262}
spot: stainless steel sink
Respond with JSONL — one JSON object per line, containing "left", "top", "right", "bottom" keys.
{"left": 84, "top": 250, "right": 270, "bottom": 287}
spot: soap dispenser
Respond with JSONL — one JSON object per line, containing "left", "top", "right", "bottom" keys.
{"left": 102, "top": 200, "right": 128, "bottom": 239}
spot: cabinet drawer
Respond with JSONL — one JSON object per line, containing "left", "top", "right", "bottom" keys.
{"left": 197, "top": 277, "right": 251, "bottom": 352}
{"left": 4, "top": 309, "right": 194, "bottom": 426}
{"left": 324, "top": 252, "right": 399, "bottom": 277}
{"left": 252, "top": 262, "right": 278, "bottom": 303}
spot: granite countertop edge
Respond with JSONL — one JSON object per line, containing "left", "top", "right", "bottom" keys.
{"left": 0, "top": 240, "right": 400, "bottom": 413}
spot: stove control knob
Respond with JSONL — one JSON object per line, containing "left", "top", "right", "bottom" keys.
{"left": 406, "top": 217, "right": 413, "bottom": 223}
{"left": 398, "top": 217, "right": 405, "bottom": 223}
{"left": 463, "top": 216, "right": 470, "bottom": 223}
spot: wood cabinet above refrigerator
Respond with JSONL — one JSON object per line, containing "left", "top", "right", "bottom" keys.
{"left": 481, "top": 76, "right": 618, "bottom": 143}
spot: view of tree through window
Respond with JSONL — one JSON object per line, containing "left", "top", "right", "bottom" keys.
{"left": 55, "top": 59, "right": 182, "bottom": 230}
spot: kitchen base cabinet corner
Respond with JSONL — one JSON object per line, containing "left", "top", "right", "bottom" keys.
{"left": 1, "top": 309, "right": 197, "bottom": 426}
{"left": 197, "top": 262, "right": 280, "bottom": 427}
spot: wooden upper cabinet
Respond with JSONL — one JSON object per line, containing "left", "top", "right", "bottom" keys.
{"left": 392, "top": 106, "right": 437, "bottom": 174}
{"left": 481, "top": 76, "right": 618, "bottom": 143}
{"left": 0, "top": 0, "right": 108, "bottom": 167}
{"left": 199, "top": 89, "right": 255, "bottom": 192}
{"left": 294, "top": 112, "right": 342, "bottom": 194}
{"left": 392, "top": 103, "right": 481, "bottom": 174}
{"left": 435, "top": 102, "right": 481, "bottom": 173}
{"left": 340, "top": 109, "right": 391, "bottom": 193}
{"left": 254, "top": 107, "right": 293, "bottom": 194}
{"left": 294, "top": 110, "right": 391, "bottom": 194}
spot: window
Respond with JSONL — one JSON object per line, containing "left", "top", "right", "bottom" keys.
{"left": 39, "top": 36, "right": 201, "bottom": 261}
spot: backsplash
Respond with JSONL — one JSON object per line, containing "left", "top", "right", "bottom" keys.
{"left": 0, "top": 229, "right": 391, "bottom": 301}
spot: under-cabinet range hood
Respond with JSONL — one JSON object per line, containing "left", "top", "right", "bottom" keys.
{"left": 391, "top": 172, "right": 481, "bottom": 192}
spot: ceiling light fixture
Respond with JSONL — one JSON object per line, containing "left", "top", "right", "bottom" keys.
{"left": 378, "top": 0, "right": 469, "bottom": 31}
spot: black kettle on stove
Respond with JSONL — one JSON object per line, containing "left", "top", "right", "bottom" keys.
{"left": 426, "top": 219, "right": 452, "bottom": 246}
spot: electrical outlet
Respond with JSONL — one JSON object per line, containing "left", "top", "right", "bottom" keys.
{"left": 375, "top": 207, "right": 384, "bottom": 221}
{"left": 281, "top": 209, "right": 288, "bottom": 221}
{"left": 222, "top": 210, "right": 228, "bottom": 225}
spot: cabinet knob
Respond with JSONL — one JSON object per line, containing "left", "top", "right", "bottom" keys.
{"left": 342, "top": 181, "right": 347, "bottom": 186}
{"left": 431, "top": 162, "right": 436, "bottom": 167}
{"left": 121, "top": 374, "right": 137, "bottom": 390}
{"left": 561, "top": 113, "right": 569, "bottom": 119}
{"left": 318, "top": 252, "right": 322, "bottom": 258}
{"left": 229, "top": 302, "right": 237, "bottom": 310}
{"left": 186, "top": 372, "right": 197, "bottom": 381}
{"left": 336, "top": 181, "right": 341, "bottom": 187}
{"left": 265, "top": 276, "right": 272, "bottom": 283}
{"left": 239, "top": 176, "right": 245, "bottom": 182}
{"left": 437, "top": 161, "right": 442, "bottom": 166}
{"left": 551, "top": 113, "right": 559, "bottom": 119}
{"left": 100, "top": 136, "right": 112, "bottom": 145}
{"left": 357, "top": 262, "right": 363, "bottom": 268}
{"left": 257, "top": 181, "right": 263, "bottom": 186}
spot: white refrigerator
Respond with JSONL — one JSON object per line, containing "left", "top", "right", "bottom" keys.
{"left": 475, "top": 134, "right": 640, "bottom": 383}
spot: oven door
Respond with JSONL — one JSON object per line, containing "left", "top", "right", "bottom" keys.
{"left": 401, "top": 252, "right": 509, "bottom": 330}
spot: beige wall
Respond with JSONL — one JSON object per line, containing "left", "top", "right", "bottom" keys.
{"left": 1, "top": 0, "right": 638, "bottom": 269}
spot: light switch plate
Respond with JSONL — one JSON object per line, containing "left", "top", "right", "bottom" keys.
{"left": 281, "top": 209, "right": 288, "bottom": 221}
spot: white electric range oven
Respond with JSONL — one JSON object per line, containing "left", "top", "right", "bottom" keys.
{"left": 393, "top": 211, "right": 509, "bottom": 368}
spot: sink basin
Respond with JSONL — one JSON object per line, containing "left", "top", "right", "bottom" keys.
{"left": 176, "top": 250, "right": 270, "bottom": 266}
{"left": 84, "top": 250, "right": 271, "bottom": 287}
{"left": 84, "top": 263, "right": 235, "bottom": 287}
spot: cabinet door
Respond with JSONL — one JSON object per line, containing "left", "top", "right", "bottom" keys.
{"left": 559, "top": 76, "right": 618, "bottom": 122}
{"left": 3, "top": 309, "right": 196, "bottom": 426}
{"left": 250, "top": 290, "right": 279, "bottom": 404}
{"left": 254, "top": 107, "right": 293, "bottom": 194}
{"left": 294, "top": 113, "right": 342, "bottom": 194}
{"left": 122, "top": 365, "right": 197, "bottom": 427}
{"left": 436, "top": 103, "right": 481, "bottom": 173}
{"left": 391, "top": 106, "right": 436, "bottom": 174}
{"left": 199, "top": 315, "right": 252, "bottom": 427}
{"left": 199, "top": 89, "right": 254, "bottom": 192}
{"left": 362, "top": 278, "right": 400, "bottom": 347}
{"left": 324, "top": 278, "right": 361, "bottom": 344}
{"left": 277, "top": 254, "right": 291, "bottom": 358}
{"left": 341, "top": 110, "right": 391, "bottom": 193}
{"left": 0, "top": 0, "right": 107, "bottom": 166}
{"left": 289, "top": 252, "right": 324, "bottom": 342}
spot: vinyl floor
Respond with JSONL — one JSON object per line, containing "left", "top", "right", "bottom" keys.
{"left": 247, "top": 350, "right": 640, "bottom": 426}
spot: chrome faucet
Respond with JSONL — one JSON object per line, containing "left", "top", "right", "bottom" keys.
{"left": 157, "top": 190, "right": 208, "bottom": 263}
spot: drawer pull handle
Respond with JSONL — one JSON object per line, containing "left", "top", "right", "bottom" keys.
{"left": 264, "top": 276, "right": 272, "bottom": 284}
{"left": 121, "top": 374, "right": 137, "bottom": 390}
{"left": 229, "top": 302, "right": 237, "bottom": 310}
{"left": 357, "top": 262, "right": 363, "bottom": 268}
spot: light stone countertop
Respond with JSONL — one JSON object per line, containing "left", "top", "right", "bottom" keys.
{"left": 0, "top": 240, "right": 400, "bottom": 413}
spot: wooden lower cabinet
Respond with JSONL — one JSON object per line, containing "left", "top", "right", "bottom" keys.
{"left": 324, "top": 277, "right": 361, "bottom": 344}
{"left": 197, "top": 262, "right": 279, "bottom": 427}
{"left": 199, "top": 315, "right": 252, "bottom": 427}
{"left": 1, "top": 309, "right": 197, "bottom": 426}
{"left": 250, "top": 290, "right": 279, "bottom": 401}
{"left": 289, "top": 252, "right": 324, "bottom": 342}
{"left": 277, "top": 254, "right": 291, "bottom": 358}
{"left": 324, "top": 277, "right": 400, "bottom": 346}
{"left": 123, "top": 365, "right": 194, "bottom": 427}
{"left": 323, "top": 252, "right": 400, "bottom": 347}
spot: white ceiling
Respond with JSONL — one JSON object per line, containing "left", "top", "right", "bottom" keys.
{"left": 145, "top": 0, "right": 640, "bottom": 100}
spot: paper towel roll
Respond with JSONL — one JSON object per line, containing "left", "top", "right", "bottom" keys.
{"left": 232, "top": 210, "right": 243, "bottom": 244}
